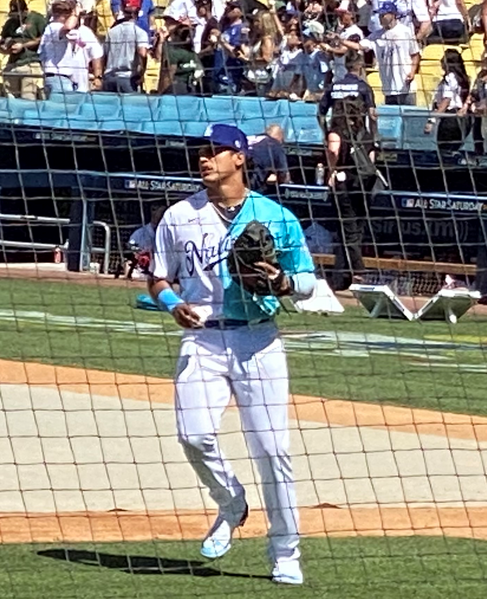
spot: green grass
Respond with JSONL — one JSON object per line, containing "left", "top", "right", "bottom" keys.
{"left": 2, "top": 277, "right": 487, "bottom": 415}
{"left": 2, "top": 537, "right": 487, "bottom": 599}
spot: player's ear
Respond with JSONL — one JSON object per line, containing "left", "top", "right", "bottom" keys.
{"left": 234, "top": 152, "right": 246, "bottom": 168}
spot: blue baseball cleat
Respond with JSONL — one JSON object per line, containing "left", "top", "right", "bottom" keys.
{"left": 200, "top": 503, "right": 248, "bottom": 560}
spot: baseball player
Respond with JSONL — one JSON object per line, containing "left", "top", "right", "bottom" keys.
{"left": 148, "top": 124, "right": 316, "bottom": 585}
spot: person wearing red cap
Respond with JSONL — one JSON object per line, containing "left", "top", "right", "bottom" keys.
{"left": 111, "top": 0, "right": 155, "bottom": 36}
{"left": 103, "top": 0, "right": 150, "bottom": 92}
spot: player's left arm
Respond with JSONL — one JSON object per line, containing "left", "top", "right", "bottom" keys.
{"left": 276, "top": 213, "right": 317, "bottom": 300}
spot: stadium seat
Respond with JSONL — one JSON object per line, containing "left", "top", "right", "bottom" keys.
{"left": 284, "top": 116, "right": 323, "bottom": 144}
{"left": 141, "top": 120, "right": 184, "bottom": 136}
{"left": 78, "top": 103, "right": 122, "bottom": 120}
{"left": 22, "top": 111, "right": 58, "bottom": 128}
{"left": 242, "top": 97, "right": 282, "bottom": 119}
{"left": 86, "top": 92, "right": 121, "bottom": 106}
{"left": 97, "top": 119, "right": 132, "bottom": 132}
{"left": 5, "top": 99, "right": 39, "bottom": 120}
{"left": 201, "top": 96, "right": 242, "bottom": 121}
{"left": 41, "top": 101, "right": 80, "bottom": 116}
{"left": 402, "top": 110, "right": 437, "bottom": 151}
{"left": 377, "top": 106, "right": 403, "bottom": 147}
{"left": 121, "top": 104, "right": 158, "bottom": 124}
{"left": 48, "top": 92, "right": 86, "bottom": 106}
{"left": 366, "top": 70, "right": 385, "bottom": 105}
{"left": 182, "top": 121, "right": 207, "bottom": 137}
{"left": 278, "top": 100, "right": 318, "bottom": 118}
{"left": 0, "top": 109, "right": 11, "bottom": 123}
{"left": 237, "top": 117, "right": 268, "bottom": 136}
{"left": 63, "top": 116, "right": 102, "bottom": 131}
{"left": 422, "top": 44, "right": 458, "bottom": 61}
{"left": 159, "top": 95, "right": 203, "bottom": 122}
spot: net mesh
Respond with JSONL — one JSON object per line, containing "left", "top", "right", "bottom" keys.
{"left": 0, "top": 5, "right": 487, "bottom": 597}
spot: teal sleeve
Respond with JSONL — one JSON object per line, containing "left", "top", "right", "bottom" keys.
{"left": 278, "top": 214, "right": 316, "bottom": 276}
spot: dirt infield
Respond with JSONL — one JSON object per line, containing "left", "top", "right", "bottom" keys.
{"left": 1, "top": 359, "right": 487, "bottom": 545}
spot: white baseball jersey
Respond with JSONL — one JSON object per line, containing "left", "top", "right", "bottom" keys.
{"left": 153, "top": 189, "right": 315, "bottom": 322}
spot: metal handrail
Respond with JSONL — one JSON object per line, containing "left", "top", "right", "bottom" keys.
{"left": 0, "top": 213, "right": 111, "bottom": 273}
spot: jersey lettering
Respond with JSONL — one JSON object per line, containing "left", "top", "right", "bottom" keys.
{"left": 184, "top": 232, "right": 233, "bottom": 275}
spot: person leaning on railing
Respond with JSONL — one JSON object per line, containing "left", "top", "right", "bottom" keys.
{"left": 157, "top": 22, "right": 204, "bottom": 94}
{"left": 103, "top": 0, "right": 150, "bottom": 93}
{"left": 0, "top": 0, "right": 46, "bottom": 100}
{"left": 423, "top": 48, "right": 471, "bottom": 152}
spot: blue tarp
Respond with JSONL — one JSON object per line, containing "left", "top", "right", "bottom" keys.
{"left": 0, "top": 93, "right": 474, "bottom": 151}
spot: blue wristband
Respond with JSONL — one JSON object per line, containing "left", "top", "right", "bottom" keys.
{"left": 157, "top": 288, "right": 184, "bottom": 312}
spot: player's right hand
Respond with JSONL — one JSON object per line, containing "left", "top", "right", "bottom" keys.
{"left": 172, "top": 304, "right": 203, "bottom": 329}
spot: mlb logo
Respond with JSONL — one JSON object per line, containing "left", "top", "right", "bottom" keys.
{"left": 125, "top": 180, "right": 136, "bottom": 189}
{"left": 403, "top": 198, "right": 415, "bottom": 208}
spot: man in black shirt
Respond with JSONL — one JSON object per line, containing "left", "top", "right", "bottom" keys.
{"left": 321, "top": 50, "right": 378, "bottom": 290}
{"left": 318, "top": 49, "right": 376, "bottom": 137}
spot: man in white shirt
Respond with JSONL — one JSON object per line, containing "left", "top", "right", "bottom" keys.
{"left": 338, "top": 1, "right": 420, "bottom": 105}
{"left": 369, "top": 0, "right": 431, "bottom": 40}
{"left": 164, "top": 0, "right": 225, "bottom": 24}
{"left": 38, "top": 0, "right": 103, "bottom": 96}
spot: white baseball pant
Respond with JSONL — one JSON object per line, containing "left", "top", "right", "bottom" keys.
{"left": 175, "top": 322, "right": 300, "bottom": 563}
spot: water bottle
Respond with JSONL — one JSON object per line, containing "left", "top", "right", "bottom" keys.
{"left": 315, "top": 163, "right": 325, "bottom": 186}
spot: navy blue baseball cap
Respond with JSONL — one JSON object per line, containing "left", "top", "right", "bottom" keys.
{"left": 378, "top": 1, "right": 398, "bottom": 14}
{"left": 204, "top": 124, "right": 249, "bottom": 156}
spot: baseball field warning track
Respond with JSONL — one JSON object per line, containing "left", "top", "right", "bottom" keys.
{"left": 1, "top": 359, "right": 486, "bottom": 544}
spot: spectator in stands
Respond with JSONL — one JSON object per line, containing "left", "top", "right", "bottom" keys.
{"left": 322, "top": 0, "right": 363, "bottom": 81}
{"left": 337, "top": 2, "right": 421, "bottom": 105}
{"left": 242, "top": 10, "right": 279, "bottom": 95}
{"left": 368, "top": 0, "right": 431, "bottom": 41}
{"left": 39, "top": 0, "right": 104, "bottom": 96}
{"left": 268, "top": 31, "right": 303, "bottom": 97}
{"left": 267, "top": 3, "right": 303, "bottom": 98}
{"left": 325, "top": 91, "right": 378, "bottom": 290}
{"left": 249, "top": 124, "right": 291, "bottom": 192}
{"left": 70, "top": 2, "right": 104, "bottom": 93}
{"left": 103, "top": 0, "right": 150, "bottom": 92}
{"left": 158, "top": 23, "right": 204, "bottom": 94}
{"left": 295, "top": 20, "right": 332, "bottom": 101}
{"left": 426, "top": 0, "right": 470, "bottom": 44}
{"left": 0, "top": 0, "right": 46, "bottom": 100}
{"left": 424, "top": 48, "right": 471, "bottom": 152}
{"left": 198, "top": 19, "right": 221, "bottom": 94}
{"left": 163, "top": 0, "right": 226, "bottom": 26}
{"left": 212, "top": 1, "right": 249, "bottom": 94}
{"left": 319, "top": 49, "right": 376, "bottom": 136}
{"left": 111, "top": 0, "right": 155, "bottom": 37}
{"left": 191, "top": 0, "right": 219, "bottom": 53}
{"left": 469, "top": 54, "right": 487, "bottom": 155}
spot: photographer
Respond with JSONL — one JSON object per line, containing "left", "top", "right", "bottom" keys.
{"left": 325, "top": 57, "right": 379, "bottom": 290}
{"left": 319, "top": 49, "right": 377, "bottom": 137}
{"left": 0, "top": 0, "right": 46, "bottom": 100}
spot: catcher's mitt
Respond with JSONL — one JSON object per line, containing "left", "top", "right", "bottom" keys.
{"left": 227, "top": 220, "right": 287, "bottom": 296}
